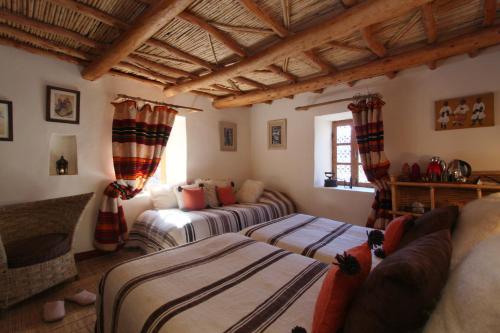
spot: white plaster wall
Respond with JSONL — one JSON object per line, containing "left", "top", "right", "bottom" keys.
{"left": 250, "top": 46, "right": 500, "bottom": 226}
{"left": 0, "top": 45, "right": 251, "bottom": 253}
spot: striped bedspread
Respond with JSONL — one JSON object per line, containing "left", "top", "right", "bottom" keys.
{"left": 241, "top": 213, "right": 383, "bottom": 267}
{"left": 127, "top": 190, "right": 295, "bottom": 253}
{"left": 97, "top": 233, "right": 327, "bottom": 333}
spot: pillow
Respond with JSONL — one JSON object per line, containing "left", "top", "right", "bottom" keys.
{"left": 423, "top": 234, "right": 500, "bottom": 333}
{"left": 398, "top": 206, "right": 459, "bottom": 249}
{"left": 375, "top": 215, "right": 413, "bottom": 258}
{"left": 217, "top": 186, "right": 237, "bottom": 206}
{"left": 344, "top": 230, "right": 452, "bottom": 333}
{"left": 195, "top": 180, "right": 219, "bottom": 208}
{"left": 173, "top": 184, "right": 200, "bottom": 210}
{"left": 312, "top": 243, "right": 372, "bottom": 333}
{"left": 236, "top": 180, "right": 264, "bottom": 203}
{"left": 149, "top": 185, "right": 178, "bottom": 209}
{"left": 450, "top": 193, "right": 500, "bottom": 269}
{"left": 182, "top": 188, "right": 206, "bottom": 211}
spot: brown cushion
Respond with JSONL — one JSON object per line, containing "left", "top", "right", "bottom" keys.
{"left": 5, "top": 233, "right": 71, "bottom": 268}
{"left": 398, "top": 206, "right": 459, "bottom": 249}
{"left": 343, "top": 230, "right": 452, "bottom": 333}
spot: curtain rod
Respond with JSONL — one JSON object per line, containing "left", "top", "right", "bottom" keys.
{"left": 115, "top": 94, "right": 203, "bottom": 112}
{"left": 295, "top": 93, "right": 381, "bottom": 111}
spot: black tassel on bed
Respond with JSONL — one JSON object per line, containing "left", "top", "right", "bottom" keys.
{"left": 334, "top": 252, "right": 361, "bottom": 275}
{"left": 291, "top": 326, "right": 307, "bottom": 333}
{"left": 374, "top": 248, "right": 386, "bottom": 258}
{"left": 367, "top": 229, "right": 384, "bottom": 249}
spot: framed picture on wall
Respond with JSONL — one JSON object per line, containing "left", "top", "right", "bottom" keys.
{"left": 268, "top": 119, "right": 287, "bottom": 149}
{"left": 435, "top": 92, "right": 494, "bottom": 131}
{"left": 0, "top": 100, "right": 13, "bottom": 141}
{"left": 46, "top": 86, "right": 80, "bottom": 124}
{"left": 219, "top": 121, "right": 237, "bottom": 151}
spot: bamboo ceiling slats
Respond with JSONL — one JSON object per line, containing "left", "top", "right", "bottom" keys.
{"left": 0, "top": 0, "right": 497, "bottom": 106}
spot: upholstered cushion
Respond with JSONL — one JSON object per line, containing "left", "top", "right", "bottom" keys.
{"left": 149, "top": 185, "right": 178, "bottom": 209}
{"left": 173, "top": 184, "right": 200, "bottom": 209}
{"left": 344, "top": 230, "right": 452, "bottom": 333}
{"left": 182, "top": 188, "right": 206, "bottom": 211}
{"left": 236, "top": 179, "right": 264, "bottom": 203}
{"left": 312, "top": 243, "right": 372, "bottom": 333}
{"left": 216, "top": 186, "right": 237, "bottom": 206}
{"left": 195, "top": 180, "right": 220, "bottom": 208}
{"left": 5, "top": 233, "right": 71, "bottom": 268}
{"left": 398, "top": 206, "right": 458, "bottom": 249}
{"left": 381, "top": 215, "right": 413, "bottom": 256}
{"left": 423, "top": 234, "right": 500, "bottom": 333}
{"left": 450, "top": 193, "right": 500, "bottom": 269}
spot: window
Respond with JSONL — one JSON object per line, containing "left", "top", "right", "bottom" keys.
{"left": 332, "top": 120, "right": 369, "bottom": 187}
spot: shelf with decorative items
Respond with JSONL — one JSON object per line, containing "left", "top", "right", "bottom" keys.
{"left": 389, "top": 158, "right": 500, "bottom": 218}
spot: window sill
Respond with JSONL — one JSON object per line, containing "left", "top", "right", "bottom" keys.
{"left": 314, "top": 186, "right": 375, "bottom": 194}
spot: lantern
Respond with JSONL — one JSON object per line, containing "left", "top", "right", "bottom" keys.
{"left": 56, "top": 155, "right": 69, "bottom": 175}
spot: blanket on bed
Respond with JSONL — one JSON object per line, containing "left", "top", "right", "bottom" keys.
{"left": 97, "top": 233, "right": 327, "bottom": 333}
{"left": 240, "top": 213, "right": 382, "bottom": 267}
{"left": 127, "top": 190, "right": 295, "bottom": 253}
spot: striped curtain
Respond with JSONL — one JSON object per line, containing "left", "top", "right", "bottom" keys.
{"left": 348, "top": 96, "right": 391, "bottom": 229}
{"left": 94, "top": 100, "right": 177, "bottom": 251}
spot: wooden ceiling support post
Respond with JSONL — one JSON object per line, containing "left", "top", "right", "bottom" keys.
{"left": 164, "top": 0, "right": 432, "bottom": 97}
{"left": 82, "top": 0, "right": 194, "bottom": 80}
{"left": 213, "top": 25, "right": 500, "bottom": 108}
{"left": 421, "top": 3, "right": 437, "bottom": 43}
{"left": 484, "top": 0, "right": 497, "bottom": 26}
{"left": 360, "top": 25, "right": 386, "bottom": 57}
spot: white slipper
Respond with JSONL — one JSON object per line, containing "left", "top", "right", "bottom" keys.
{"left": 65, "top": 289, "right": 96, "bottom": 306}
{"left": 43, "top": 300, "right": 65, "bottom": 322}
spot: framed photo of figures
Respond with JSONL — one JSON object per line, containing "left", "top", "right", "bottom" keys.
{"left": 46, "top": 86, "right": 80, "bottom": 124}
{"left": 435, "top": 92, "right": 494, "bottom": 131}
{"left": 268, "top": 118, "right": 287, "bottom": 149}
{"left": 219, "top": 121, "right": 237, "bottom": 151}
{"left": 0, "top": 100, "right": 13, "bottom": 141}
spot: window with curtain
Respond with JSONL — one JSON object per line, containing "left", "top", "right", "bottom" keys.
{"left": 332, "top": 119, "right": 369, "bottom": 187}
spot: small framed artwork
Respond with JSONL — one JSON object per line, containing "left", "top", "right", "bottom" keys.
{"left": 0, "top": 100, "right": 13, "bottom": 141}
{"left": 46, "top": 86, "right": 80, "bottom": 124}
{"left": 268, "top": 118, "right": 287, "bottom": 149}
{"left": 219, "top": 121, "right": 237, "bottom": 151}
{"left": 435, "top": 92, "right": 494, "bottom": 131}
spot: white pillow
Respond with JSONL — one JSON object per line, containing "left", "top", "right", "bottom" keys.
{"left": 423, "top": 235, "right": 500, "bottom": 333}
{"left": 195, "top": 179, "right": 220, "bottom": 208}
{"left": 236, "top": 180, "right": 264, "bottom": 203}
{"left": 173, "top": 184, "right": 201, "bottom": 210}
{"left": 149, "top": 185, "right": 178, "bottom": 209}
{"left": 450, "top": 193, "right": 500, "bottom": 269}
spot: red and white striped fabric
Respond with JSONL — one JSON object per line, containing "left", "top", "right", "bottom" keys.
{"left": 94, "top": 100, "right": 177, "bottom": 251}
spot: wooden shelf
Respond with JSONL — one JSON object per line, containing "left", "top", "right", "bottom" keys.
{"left": 389, "top": 210, "right": 424, "bottom": 217}
{"left": 388, "top": 181, "right": 500, "bottom": 191}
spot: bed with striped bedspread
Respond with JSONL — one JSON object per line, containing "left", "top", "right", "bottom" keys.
{"left": 241, "top": 213, "right": 383, "bottom": 267}
{"left": 126, "top": 190, "right": 295, "bottom": 253}
{"left": 97, "top": 233, "right": 328, "bottom": 333}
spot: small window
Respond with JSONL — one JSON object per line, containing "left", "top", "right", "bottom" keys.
{"left": 332, "top": 120, "right": 370, "bottom": 187}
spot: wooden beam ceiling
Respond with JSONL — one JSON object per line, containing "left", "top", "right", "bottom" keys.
{"left": 213, "top": 25, "right": 500, "bottom": 108}
{"left": 163, "top": 0, "right": 433, "bottom": 97}
{"left": 82, "top": 0, "right": 195, "bottom": 80}
{"left": 421, "top": 3, "right": 437, "bottom": 43}
{"left": 484, "top": 0, "right": 497, "bottom": 26}
{"left": 360, "top": 26, "right": 387, "bottom": 57}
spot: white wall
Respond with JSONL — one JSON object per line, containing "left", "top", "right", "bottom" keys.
{"left": 250, "top": 46, "right": 500, "bottom": 226}
{"left": 0, "top": 45, "right": 251, "bottom": 253}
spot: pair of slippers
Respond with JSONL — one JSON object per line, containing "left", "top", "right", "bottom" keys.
{"left": 42, "top": 290, "right": 96, "bottom": 323}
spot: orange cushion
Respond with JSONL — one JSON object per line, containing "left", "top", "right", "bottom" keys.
{"left": 312, "top": 242, "right": 372, "bottom": 333}
{"left": 383, "top": 215, "right": 413, "bottom": 256}
{"left": 216, "top": 186, "right": 237, "bottom": 206}
{"left": 182, "top": 188, "right": 206, "bottom": 211}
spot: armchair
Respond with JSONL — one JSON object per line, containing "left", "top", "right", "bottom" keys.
{"left": 0, "top": 193, "right": 93, "bottom": 309}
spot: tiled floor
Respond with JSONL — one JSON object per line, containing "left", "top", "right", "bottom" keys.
{"left": 0, "top": 249, "right": 142, "bottom": 333}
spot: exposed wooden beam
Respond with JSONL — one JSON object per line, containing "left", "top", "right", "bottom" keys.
{"left": 82, "top": 0, "right": 194, "bottom": 80}
{"left": 213, "top": 25, "right": 500, "bottom": 108}
{"left": 238, "top": 0, "right": 289, "bottom": 38}
{"left": 347, "top": 81, "right": 358, "bottom": 87}
{"left": 267, "top": 64, "right": 298, "bottom": 82}
{"left": 427, "top": 60, "right": 437, "bottom": 70}
{"left": 46, "top": 0, "right": 129, "bottom": 30}
{"left": 302, "top": 50, "right": 337, "bottom": 73}
{"left": 421, "top": 3, "right": 437, "bottom": 43}
{"left": 127, "top": 54, "right": 197, "bottom": 79}
{"left": 341, "top": 0, "right": 358, "bottom": 8}
{"left": 484, "top": 0, "right": 497, "bottom": 26}
{"left": 234, "top": 76, "right": 269, "bottom": 89}
{"left": 117, "top": 62, "right": 178, "bottom": 84}
{"left": 385, "top": 71, "right": 397, "bottom": 79}
{"left": 360, "top": 26, "right": 386, "bottom": 57}
{"left": 211, "top": 84, "right": 242, "bottom": 95}
{"left": 0, "top": 8, "right": 103, "bottom": 49}
{"left": 313, "top": 88, "right": 325, "bottom": 94}
{"left": 328, "top": 41, "right": 368, "bottom": 53}
{"left": 0, "top": 24, "right": 90, "bottom": 60}
{"left": 143, "top": 39, "right": 217, "bottom": 71}
{"left": 110, "top": 70, "right": 167, "bottom": 88}
{"left": 164, "top": 0, "right": 432, "bottom": 97}
{"left": 178, "top": 11, "right": 247, "bottom": 57}
{"left": 468, "top": 49, "right": 480, "bottom": 58}
{"left": 210, "top": 22, "right": 274, "bottom": 36}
